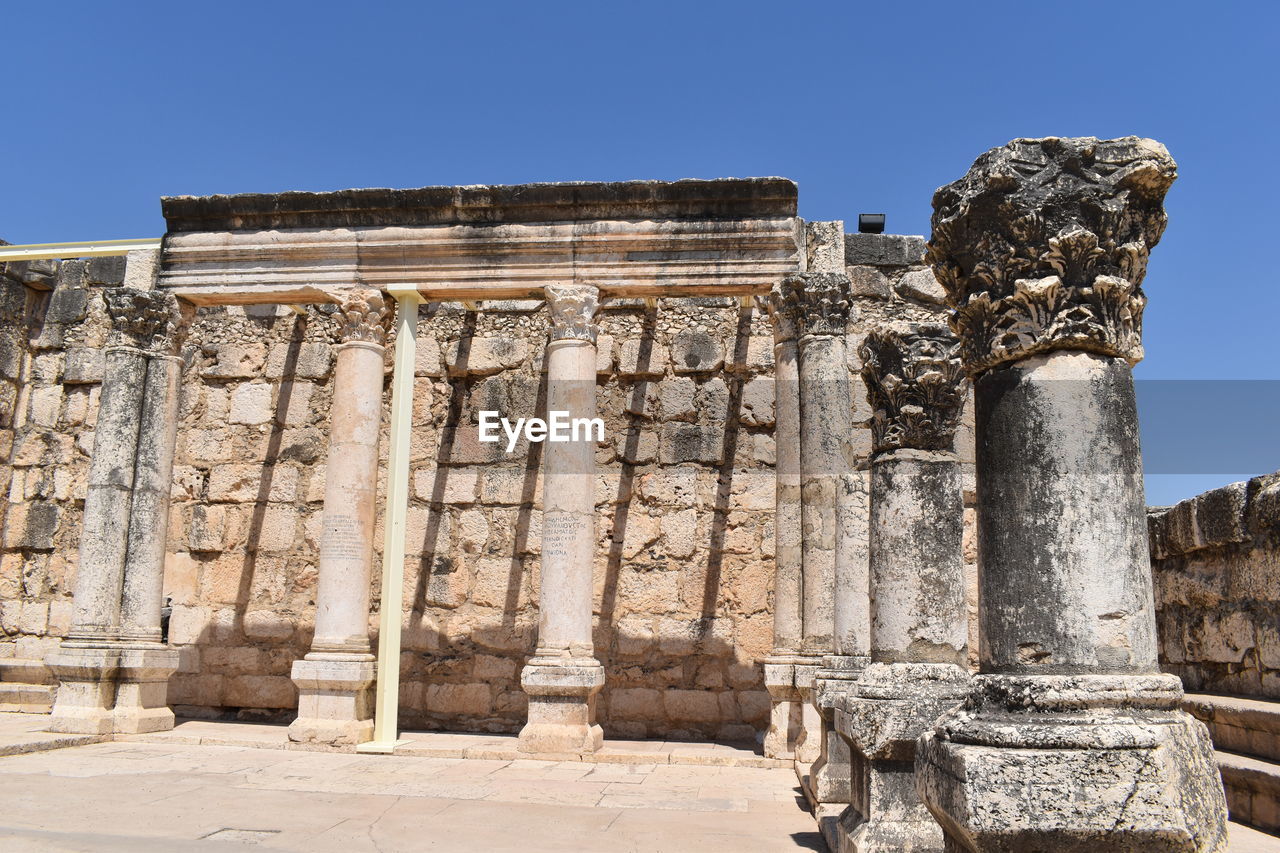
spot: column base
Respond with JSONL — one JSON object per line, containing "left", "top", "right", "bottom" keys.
{"left": 807, "top": 654, "right": 869, "bottom": 807}
{"left": 518, "top": 659, "right": 605, "bottom": 755}
{"left": 915, "top": 673, "right": 1229, "bottom": 853}
{"left": 289, "top": 655, "right": 376, "bottom": 746}
{"left": 45, "top": 645, "right": 121, "bottom": 735}
{"left": 793, "top": 661, "right": 823, "bottom": 765}
{"left": 763, "top": 656, "right": 802, "bottom": 759}
{"left": 835, "top": 662, "right": 970, "bottom": 852}
{"left": 114, "top": 646, "right": 180, "bottom": 734}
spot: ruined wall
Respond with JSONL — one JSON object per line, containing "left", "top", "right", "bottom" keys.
{"left": 1149, "top": 472, "right": 1280, "bottom": 699}
{"left": 0, "top": 257, "right": 122, "bottom": 708}
{"left": 0, "top": 231, "right": 978, "bottom": 740}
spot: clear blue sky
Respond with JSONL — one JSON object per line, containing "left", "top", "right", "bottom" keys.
{"left": 4, "top": 1, "right": 1276, "bottom": 504}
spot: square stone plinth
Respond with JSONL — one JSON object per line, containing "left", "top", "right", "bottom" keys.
{"left": 288, "top": 656, "right": 375, "bottom": 746}
{"left": 518, "top": 661, "right": 605, "bottom": 756}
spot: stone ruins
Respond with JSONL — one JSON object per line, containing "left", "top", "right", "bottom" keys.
{"left": 5, "top": 136, "right": 1278, "bottom": 850}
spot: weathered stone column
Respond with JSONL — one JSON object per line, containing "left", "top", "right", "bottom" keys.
{"left": 762, "top": 286, "right": 804, "bottom": 759}
{"left": 290, "top": 290, "right": 392, "bottom": 745}
{"left": 519, "top": 283, "right": 605, "bottom": 755}
{"left": 115, "top": 290, "right": 192, "bottom": 734}
{"left": 47, "top": 249, "right": 188, "bottom": 734}
{"left": 835, "top": 324, "right": 969, "bottom": 853}
{"left": 915, "top": 137, "right": 1228, "bottom": 851}
{"left": 779, "top": 267, "right": 861, "bottom": 813}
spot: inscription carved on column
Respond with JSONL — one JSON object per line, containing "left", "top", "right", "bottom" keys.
{"left": 545, "top": 284, "right": 600, "bottom": 343}
{"left": 335, "top": 288, "right": 394, "bottom": 346}
{"left": 776, "top": 272, "right": 854, "bottom": 338}
{"left": 322, "top": 513, "right": 366, "bottom": 561}
{"left": 542, "top": 514, "right": 588, "bottom": 561}
{"left": 859, "top": 325, "right": 968, "bottom": 454}
{"left": 926, "top": 136, "right": 1178, "bottom": 374}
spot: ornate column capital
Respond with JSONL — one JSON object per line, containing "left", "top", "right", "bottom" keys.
{"left": 776, "top": 272, "right": 853, "bottom": 339}
{"left": 765, "top": 284, "right": 799, "bottom": 343}
{"left": 927, "top": 136, "right": 1177, "bottom": 375}
{"left": 335, "top": 288, "right": 394, "bottom": 346}
{"left": 860, "top": 325, "right": 967, "bottom": 455}
{"left": 545, "top": 283, "right": 600, "bottom": 344}
{"left": 103, "top": 288, "right": 193, "bottom": 355}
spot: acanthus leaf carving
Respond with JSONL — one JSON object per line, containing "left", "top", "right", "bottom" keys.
{"left": 104, "top": 287, "right": 192, "bottom": 355}
{"left": 776, "top": 272, "right": 854, "bottom": 339}
{"left": 545, "top": 283, "right": 600, "bottom": 343}
{"left": 335, "top": 288, "right": 393, "bottom": 346}
{"left": 859, "top": 324, "right": 968, "bottom": 455}
{"left": 926, "top": 136, "right": 1176, "bottom": 374}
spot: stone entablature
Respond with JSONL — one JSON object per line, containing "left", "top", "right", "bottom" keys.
{"left": 157, "top": 178, "right": 801, "bottom": 306}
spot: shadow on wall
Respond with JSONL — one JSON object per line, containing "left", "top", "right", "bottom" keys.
{"left": 167, "top": 301, "right": 776, "bottom": 743}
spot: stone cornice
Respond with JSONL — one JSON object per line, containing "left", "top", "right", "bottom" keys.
{"left": 161, "top": 178, "right": 797, "bottom": 232}
{"left": 927, "top": 136, "right": 1176, "bottom": 374}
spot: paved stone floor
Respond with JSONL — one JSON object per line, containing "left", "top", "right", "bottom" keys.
{"left": 0, "top": 714, "right": 1277, "bottom": 852}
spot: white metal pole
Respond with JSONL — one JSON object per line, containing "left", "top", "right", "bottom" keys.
{"left": 357, "top": 284, "right": 422, "bottom": 754}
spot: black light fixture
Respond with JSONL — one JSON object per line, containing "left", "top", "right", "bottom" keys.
{"left": 858, "top": 213, "right": 886, "bottom": 234}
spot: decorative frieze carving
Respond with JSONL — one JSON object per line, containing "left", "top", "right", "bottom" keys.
{"left": 859, "top": 325, "right": 967, "bottom": 454}
{"left": 926, "top": 136, "right": 1177, "bottom": 374}
{"left": 335, "top": 289, "right": 394, "bottom": 346}
{"left": 545, "top": 284, "right": 600, "bottom": 343}
{"left": 104, "top": 288, "right": 192, "bottom": 355}
{"left": 776, "top": 272, "right": 853, "bottom": 338}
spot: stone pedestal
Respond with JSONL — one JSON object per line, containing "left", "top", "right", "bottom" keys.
{"left": 113, "top": 646, "right": 181, "bottom": 734}
{"left": 915, "top": 136, "right": 1227, "bottom": 852}
{"left": 45, "top": 646, "right": 121, "bottom": 735}
{"left": 290, "top": 290, "right": 391, "bottom": 746}
{"left": 519, "top": 284, "right": 605, "bottom": 755}
{"left": 763, "top": 658, "right": 802, "bottom": 759}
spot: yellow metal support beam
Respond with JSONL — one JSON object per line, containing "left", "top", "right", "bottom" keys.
{"left": 0, "top": 239, "right": 162, "bottom": 262}
{"left": 357, "top": 283, "right": 423, "bottom": 755}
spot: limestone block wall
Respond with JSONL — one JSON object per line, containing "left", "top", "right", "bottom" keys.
{"left": 0, "top": 257, "right": 125, "bottom": 705}
{"left": 1149, "top": 471, "right": 1280, "bottom": 699}
{"left": 0, "top": 230, "right": 979, "bottom": 740}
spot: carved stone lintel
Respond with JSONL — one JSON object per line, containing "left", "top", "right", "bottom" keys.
{"left": 776, "top": 272, "right": 853, "bottom": 339}
{"left": 335, "top": 289, "right": 393, "bottom": 346}
{"left": 103, "top": 288, "right": 193, "bottom": 356}
{"left": 927, "top": 136, "right": 1177, "bottom": 374}
{"left": 545, "top": 283, "right": 600, "bottom": 343}
{"left": 859, "top": 325, "right": 968, "bottom": 454}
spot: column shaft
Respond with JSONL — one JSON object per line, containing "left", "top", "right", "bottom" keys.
{"left": 291, "top": 289, "right": 392, "bottom": 747}
{"left": 519, "top": 283, "right": 605, "bottom": 755}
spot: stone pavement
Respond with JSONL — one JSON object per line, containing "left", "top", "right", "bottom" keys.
{"left": 0, "top": 713, "right": 1276, "bottom": 852}
{"left": 0, "top": 735, "right": 821, "bottom": 851}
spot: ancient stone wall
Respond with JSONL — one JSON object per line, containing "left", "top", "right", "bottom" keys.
{"left": 1149, "top": 472, "right": 1280, "bottom": 699}
{"left": 0, "top": 231, "right": 977, "bottom": 740}
{"left": 0, "top": 256, "right": 125, "bottom": 707}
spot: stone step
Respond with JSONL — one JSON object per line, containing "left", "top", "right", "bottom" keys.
{"left": 1220, "top": 750, "right": 1280, "bottom": 834}
{"left": 1188, "top": 694, "right": 1280, "bottom": 764}
{"left": 0, "top": 682, "right": 55, "bottom": 714}
{"left": 0, "top": 658, "right": 53, "bottom": 685}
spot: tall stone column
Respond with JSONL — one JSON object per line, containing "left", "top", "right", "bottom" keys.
{"left": 519, "top": 283, "right": 605, "bottom": 755}
{"left": 835, "top": 324, "right": 969, "bottom": 853}
{"left": 47, "top": 254, "right": 190, "bottom": 734}
{"left": 778, "top": 270, "right": 862, "bottom": 816}
{"left": 915, "top": 137, "right": 1228, "bottom": 851}
{"left": 762, "top": 286, "right": 804, "bottom": 759}
{"left": 290, "top": 289, "right": 392, "bottom": 746}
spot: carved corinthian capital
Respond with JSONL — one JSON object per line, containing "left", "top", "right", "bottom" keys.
{"left": 336, "top": 289, "right": 394, "bottom": 346}
{"left": 545, "top": 284, "right": 600, "bottom": 344}
{"left": 860, "top": 325, "right": 968, "bottom": 455}
{"left": 776, "top": 272, "right": 853, "bottom": 338}
{"left": 765, "top": 284, "right": 799, "bottom": 343}
{"left": 927, "top": 136, "right": 1177, "bottom": 375}
{"left": 104, "top": 287, "right": 191, "bottom": 354}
